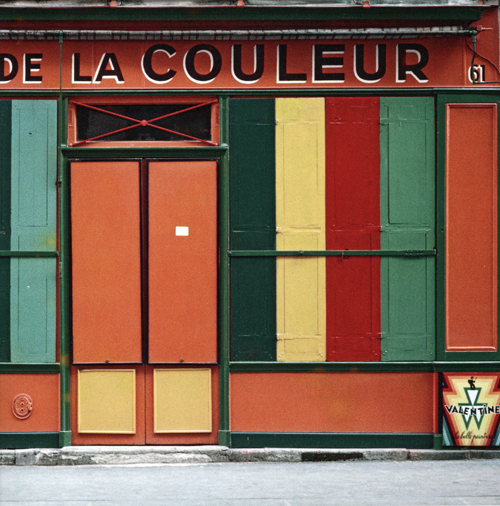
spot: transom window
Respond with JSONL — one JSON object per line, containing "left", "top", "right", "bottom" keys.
{"left": 68, "top": 96, "right": 219, "bottom": 147}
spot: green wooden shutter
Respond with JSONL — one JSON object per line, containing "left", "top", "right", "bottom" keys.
{"left": 0, "top": 101, "right": 11, "bottom": 362}
{"left": 10, "top": 100, "right": 57, "bottom": 363}
{"left": 230, "top": 98, "right": 276, "bottom": 361}
{"left": 380, "top": 97, "right": 435, "bottom": 361}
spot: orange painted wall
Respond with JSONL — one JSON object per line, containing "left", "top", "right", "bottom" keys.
{"left": 230, "top": 372, "right": 435, "bottom": 433}
{"left": 445, "top": 104, "right": 498, "bottom": 351}
{"left": 0, "top": 374, "right": 59, "bottom": 432}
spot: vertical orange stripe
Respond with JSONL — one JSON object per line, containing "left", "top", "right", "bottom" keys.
{"left": 71, "top": 161, "right": 142, "bottom": 363}
{"left": 148, "top": 161, "right": 217, "bottom": 364}
{"left": 446, "top": 104, "right": 498, "bottom": 351}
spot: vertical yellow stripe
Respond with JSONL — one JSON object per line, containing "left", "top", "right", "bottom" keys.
{"left": 276, "top": 98, "right": 326, "bottom": 362}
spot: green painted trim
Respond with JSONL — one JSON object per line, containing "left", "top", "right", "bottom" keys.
{"left": 433, "top": 434, "right": 444, "bottom": 450}
{"left": 0, "top": 432, "right": 60, "bottom": 449}
{"left": 229, "top": 361, "right": 500, "bottom": 372}
{"left": 59, "top": 101, "right": 72, "bottom": 445}
{"left": 230, "top": 432, "right": 434, "bottom": 449}
{"left": 436, "top": 93, "right": 500, "bottom": 362}
{"left": 59, "top": 430, "right": 71, "bottom": 448}
{"left": 0, "top": 90, "right": 499, "bottom": 100}
{"left": 62, "top": 147, "right": 228, "bottom": 159}
{"left": 229, "top": 250, "right": 435, "bottom": 257}
{"left": 0, "top": 251, "right": 59, "bottom": 257}
{"left": 0, "top": 6, "right": 485, "bottom": 23}
{"left": 218, "top": 96, "right": 230, "bottom": 444}
{"left": 0, "top": 100, "right": 11, "bottom": 363}
{"left": 0, "top": 363, "right": 60, "bottom": 373}
{"left": 230, "top": 362, "right": 434, "bottom": 372}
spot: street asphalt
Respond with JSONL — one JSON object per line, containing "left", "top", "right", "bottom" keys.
{"left": 1, "top": 459, "right": 500, "bottom": 505}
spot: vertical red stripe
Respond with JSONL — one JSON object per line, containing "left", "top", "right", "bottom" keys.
{"left": 325, "top": 97, "right": 381, "bottom": 361}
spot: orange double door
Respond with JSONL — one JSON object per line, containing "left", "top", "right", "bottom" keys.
{"left": 70, "top": 160, "right": 218, "bottom": 444}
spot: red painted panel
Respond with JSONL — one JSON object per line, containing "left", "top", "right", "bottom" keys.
{"left": 230, "top": 372, "right": 434, "bottom": 433}
{"left": 325, "top": 97, "right": 381, "bottom": 361}
{"left": 148, "top": 161, "right": 217, "bottom": 363}
{"left": 445, "top": 104, "right": 498, "bottom": 351}
{"left": 0, "top": 374, "right": 59, "bottom": 432}
{"left": 145, "top": 366, "right": 219, "bottom": 444}
{"left": 71, "top": 161, "right": 142, "bottom": 364}
{"left": 70, "top": 365, "right": 146, "bottom": 445}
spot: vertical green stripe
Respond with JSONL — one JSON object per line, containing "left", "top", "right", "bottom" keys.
{"left": 10, "top": 100, "right": 57, "bottom": 363}
{"left": 0, "top": 101, "right": 11, "bottom": 362}
{"left": 230, "top": 98, "right": 276, "bottom": 361}
{"left": 380, "top": 97, "right": 435, "bottom": 361}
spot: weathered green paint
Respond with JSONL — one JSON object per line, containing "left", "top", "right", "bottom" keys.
{"left": 0, "top": 432, "right": 60, "bottom": 449}
{"left": 10, "top": 100, "right": 58, "bottom": 363}
{"left": 219, "top": 96, "right": 231, "bottom": 445}
{"left": 58, "top": 100, "right": 72, "bottom": 444}
{"left": 229, "top": 361, "right": 500, "bottom": 373}
{"left": 229, "top": 250, "right": 435, "bottom": 257}
{"left": 0, "top": 363, "right": 60, "bottom": 373}
{"left": 0, "top": 7, "right": 485, "bottom": 23}
{"left": 230, "top": 432, "right": 434, "bottom": 449}
{"left": 0, "top": 101, "right": 11, "bottom": 363}
{"left": 230, "top": 98, "right": 276, "bottom": 361}
{"left": 380, "top": 97, "right": 435, "bottom": 361}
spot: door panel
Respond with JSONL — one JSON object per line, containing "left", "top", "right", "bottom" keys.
{"left": 148, "top": 161, "right": 217, "bottom": 364}
{"left": 71, "top": 161, "right": 142, "bottom": 364}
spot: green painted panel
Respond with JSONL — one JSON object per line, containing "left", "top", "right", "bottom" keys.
{"left": 0, "top": 101, "right": 11, "bottom": 363}
{"left": 230, "top": 432, "right": 434, "bottom": 449}
{"left": 230, "top": 98, "right": 276, "bottom": 361}
{"left": 380, "top": 97, "right": 435, "bottom": 361}
{"left": 0, "top": 432, "right": 60, "bottom": 449}
{"left": 10, "top": 100, "right": 57, "bottom": 363}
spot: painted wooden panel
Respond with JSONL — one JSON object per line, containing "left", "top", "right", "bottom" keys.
{"left": 445, "top": 104, "right": 498, "bottom": 351}
{"left": 380, "top": 97, "right": 435, "bottom": 361}
{"left": 230, "top": 372, "right": 434, "bottom": 433}
{"left": 77, "top": 369, "right": 136, "bottom": 433}
{"left": 0, "top": 373, "right": 59, "bottom": 432}
{"left": 145, "top": 365, "right": 219, "bottom": 444}
{"left": 0, "top": 101, "right": 11, "bottom": 362}
{"left": 71, "top": 161, "right": 142, "bottom": 364}
{"left": 71, "top": 365, "right": 146, "bottom": 445}
{"left": 148, "top": 161, "right": 217, "bottom": 364}
{"left": 276, "top": 97, "right": 326, "bottom": 361}
{"left": 153, "top": 368, "right": 211, "bottom": 433}
{"left": 10, "top": 100, "right": 57, "bottom": 363}
{"left": 230, "top": 98, "right": 276, "bottom": 361}
{"left": 325, "top": 97, "right": 381, "bottom": 361}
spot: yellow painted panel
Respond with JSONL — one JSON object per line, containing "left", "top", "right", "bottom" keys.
{"left": 276, "top": 97, "right": 326, "bottom": 362}
{"left": 78, "top": 369, "right": 136, "bottom": 434}
{"left": 154, "top": 368, "right": 212, "bottom": 433}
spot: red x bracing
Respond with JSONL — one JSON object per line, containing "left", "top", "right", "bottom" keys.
{"left": 70, "top": 100, "right": 218, "bottom": 146}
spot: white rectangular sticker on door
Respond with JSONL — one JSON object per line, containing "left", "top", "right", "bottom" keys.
{"left": 175, "top": 226, "right": 189, "bottom": 236}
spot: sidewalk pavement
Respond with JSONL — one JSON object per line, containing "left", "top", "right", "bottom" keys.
{"left": 1, "top": 446, "right": 500, "bottom": 466}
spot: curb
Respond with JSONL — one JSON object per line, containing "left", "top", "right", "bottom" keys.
{"left": 1, "top": 447, "right": 500, "bottom": 466}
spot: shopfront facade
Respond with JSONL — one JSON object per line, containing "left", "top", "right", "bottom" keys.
{"left": 1, "top": 0, "right": 500, "bottom": 449}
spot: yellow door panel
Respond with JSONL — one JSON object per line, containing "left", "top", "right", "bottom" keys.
{"left": 276, "top": 98, "right": 326, "bottom": 362}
